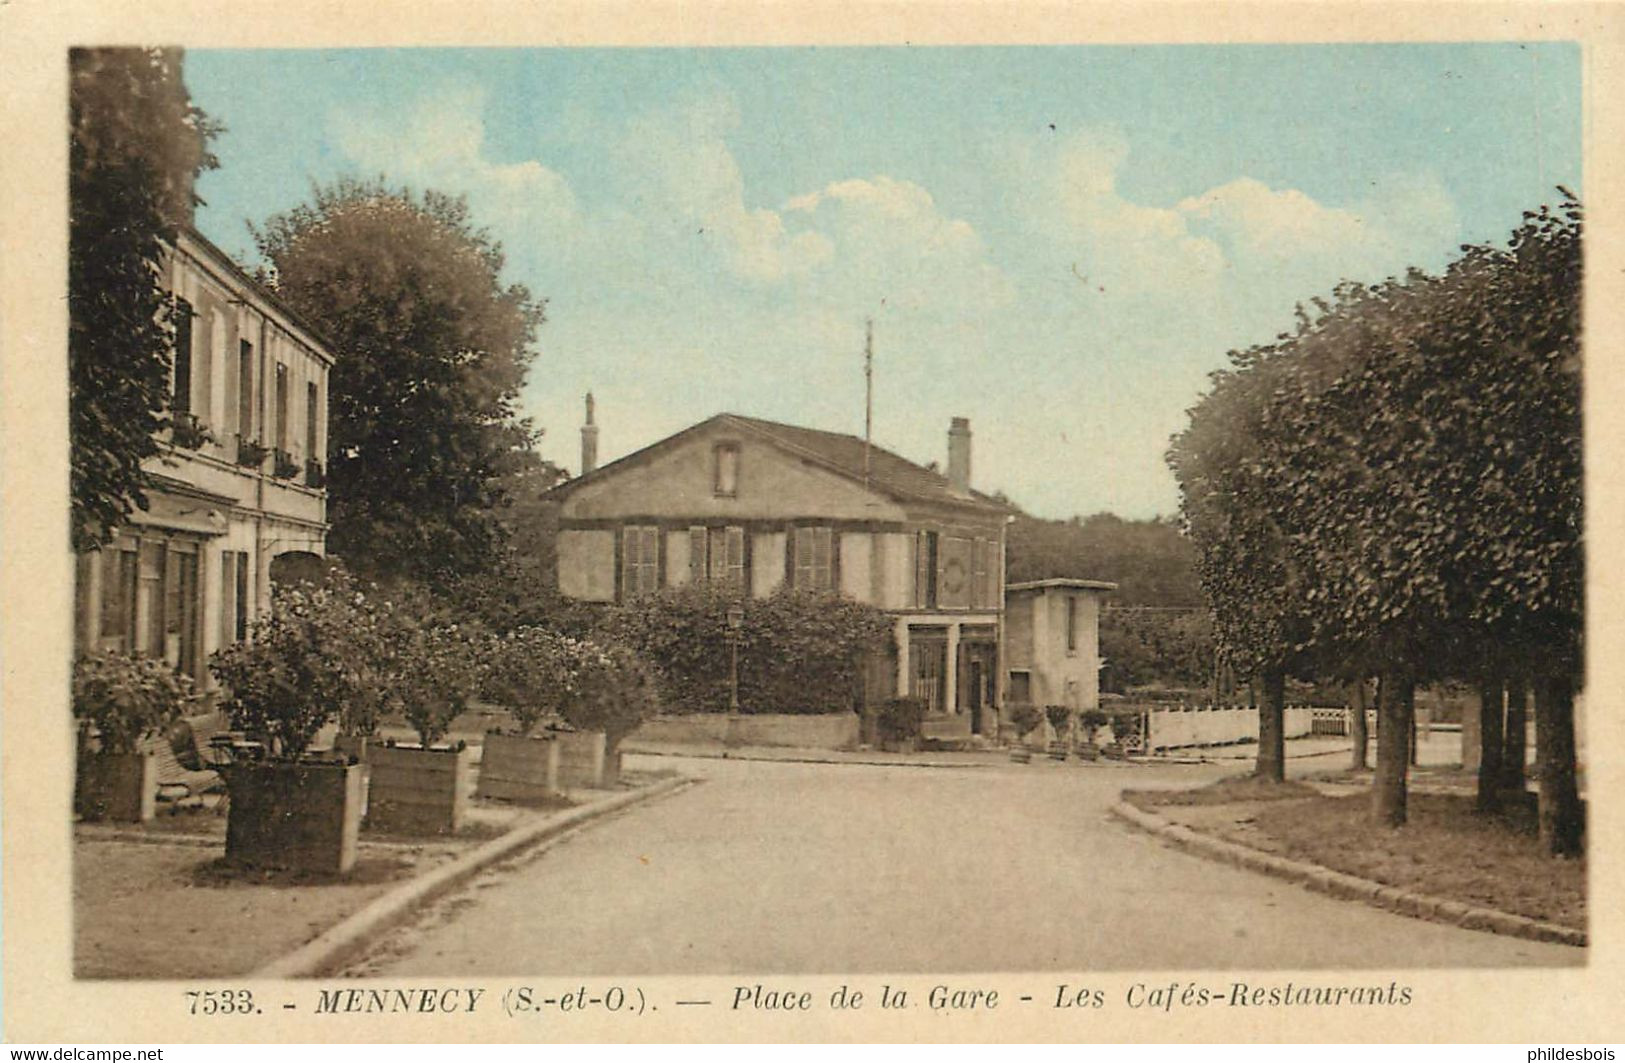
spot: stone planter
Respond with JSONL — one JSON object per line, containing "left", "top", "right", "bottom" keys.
{"left": 553, "top": 729, "right": 606, "bottom": 790}
{"left": 366, "top": 744, "right": 471, "bottom": 835}
{"left": 1009, "top": 747, "right": 1032, "bottom": 764}
{"left": 1048, "top": 742, "right": 1070, "bottom": 762}
{"left": 476, "top": 732, "right": 560, "bottom": 804}
{"left": 224, "top": 760, "right": 363, "bottom": 874}
{"left": 75, "top": 751, "right": 157, "bottom": 823}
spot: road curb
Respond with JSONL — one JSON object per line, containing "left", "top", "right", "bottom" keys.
{"left": 1107, "top": 800, "right": 1586, "bottom": 949}
{"left": 251, "top": 775, "right": 699, "bottom": 978}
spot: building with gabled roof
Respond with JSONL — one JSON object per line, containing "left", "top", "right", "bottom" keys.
{"left": 547, "top": 401, "right": 1011, "bottom": 737}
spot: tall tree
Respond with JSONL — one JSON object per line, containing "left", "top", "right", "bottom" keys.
{"left": 68, "top": 47, "right": 218, "bottom": 549}
{"left": 254, "top": 180, "right": 544, "bottom": 587}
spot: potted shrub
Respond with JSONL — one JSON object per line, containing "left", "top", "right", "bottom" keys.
{"left": 210, "top": 581, "right": 364, "bottom": 873}
{"left": 477, "top": 627, "right": 576, "bottom": 803}
{"left": 1006, "top": 702, "right": 1042, "bottom": 763}
{"left": 1077, "top": 708, "right": 1110, "bottom": 761}
{"left": 875, "top": 696, "right": 927, "bottom": 753}
{"left": 555, "top": 640, "right": 659, "bottom": 788}
{"left": 366, "top": 622, "right": 481, "bottom": 834}
{"left": 1045, "top": 704, "right": 1073, "bottom": 760}
{"left": 73, "top": 652, "right": 193, "bottom": 822}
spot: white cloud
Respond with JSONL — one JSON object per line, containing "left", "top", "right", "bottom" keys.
{"left": 328, "top": 82, "right": 578, "bottom": 236}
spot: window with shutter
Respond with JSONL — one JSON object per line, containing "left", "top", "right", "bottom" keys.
{"left": 794, "top": 527, "right": 833, "bottom": 590}
{"left": 689, "top": 526, "right": 708, "bottom": 584}
{"left": 622, "top": 525, "right": 660, "bottom": 599}
{"left": 725, "top": 526, "right": 746, "bottom": 589}
{"left": 173, "top": 300, "right": 194, "bottom": 416}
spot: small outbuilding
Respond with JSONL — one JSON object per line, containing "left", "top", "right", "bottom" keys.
{"left": 1003, "top": 578, "right": 1116, "bottom": 714}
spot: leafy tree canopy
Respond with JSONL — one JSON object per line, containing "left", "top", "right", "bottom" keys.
{"left": 69, "top": 47, "right": 219, "bottom": 549}
{"left": 254, "top": 179, "right": 544, "bottom": 588}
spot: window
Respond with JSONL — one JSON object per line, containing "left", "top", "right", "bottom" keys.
{"left": 713, "top": 443, "right": 740, "bottom": 497}
{"left": 709, "top": 526, "right": 746, "bottom": 590}
{"left": 793, "top": 526, "right": 834, "bottom": 591}
{"left": 220, "top": 550, "right": 250, "bottom": 645}
{"left": 274, "top": 363, "right": 289, "bottom": 453}
{"left": 237, "top": 340, "right": 254, "bottom": 436}
{"left": 689, "top": 526, "right": 747, "bottom": 590}
{"left": 95, "top": 536, "right": 200, "bottom": 675}
{"left": 1066, "top": 595, "right": 1079, "bottom": 653}
{"left": 914, "top": 530, "right": 938, "bottom": 609}
{"left": 305, "top": 382, "right": 320, "bottom": 461}
{"left": 172, "top": 300, "right": 194, "bottom": 417}
{"left": 1009, "top": 671, "right": 1031, "bottom": 704}
{"left": 621, "top": 525, "right": 660, "bottom": 599}
{"left": 972, "top": 538, "right": 991, "bottom": 608}
{"left": 98, "top": 542, "right": 139, "bottom": 652}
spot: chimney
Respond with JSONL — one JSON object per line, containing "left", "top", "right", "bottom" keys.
{"left": 580, "top": 392, "right": 599, "bottom": 475}
{"left": 947, "top": 416, "right": 971, "bottom": 494}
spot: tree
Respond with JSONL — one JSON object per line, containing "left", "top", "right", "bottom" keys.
{"left": 68, "top": 48, "right": 218, "bottom": 549}
{"left": 254, "top": 179, "right": 544, "bottom": 587}
{"left": 1168, "top": 193, "right": 1582, "bottom": 846}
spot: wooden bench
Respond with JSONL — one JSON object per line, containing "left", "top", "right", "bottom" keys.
{"left": 151, "top": 713, "right": 231, "bottom": 812}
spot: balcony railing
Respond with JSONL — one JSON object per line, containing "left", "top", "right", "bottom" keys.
{"left": 235, "top": 434, "right": 270, "bottom": 469}
{"left": 273, "top": 449, "right": 300, "bottom": 480}
{"left": 304, "top": 459, "right": 326, "bottom": 489}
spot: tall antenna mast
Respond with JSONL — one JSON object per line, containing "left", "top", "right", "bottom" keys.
{"left": 863, "top": 319, "right": 874, "bottom": 491}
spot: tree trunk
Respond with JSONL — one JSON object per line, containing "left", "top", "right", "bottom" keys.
{"left": 1255, "top": 668, "right": 1286, "bottom": 783}
{"left": 1533, "top": 673, "right": 1583, "bottom": 857}
{"left": 1373, "top": 670, "right": 1413, "bottom": 827}
{"left": 1475, "top": 675, "right": 1505, "bottom": 813}
{"left": 1348, "top": 678, "right": 1369, "bottom": 771}
{"left": 1406, "top": 682, "right": 1418, "bottom": 767}
{"left": 1503, "top": 676, "right": 1528, "bottom": 794}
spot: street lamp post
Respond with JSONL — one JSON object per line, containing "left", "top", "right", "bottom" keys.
{"left": 725, "top": 603, "right": 745, "bottom": 748}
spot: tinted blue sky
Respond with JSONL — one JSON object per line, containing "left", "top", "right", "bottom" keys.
{"left": 187, "top": 44, "right": 1579, "bottom": 518}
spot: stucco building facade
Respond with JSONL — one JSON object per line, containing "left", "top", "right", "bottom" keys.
{"left": 1003, "top": 578, "right": 1116, "bottom": 713}
{"left": 549, "top": 405, "right": 1011, "bottom": 735}
{"left": 73, "top": 227, "right": 333, "bottom": 690}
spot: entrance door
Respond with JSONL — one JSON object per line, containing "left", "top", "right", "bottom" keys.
{"left": 909, "top": 635, "right": 947, "bottom": 715}
{"left": 957, "top": 640, "right": 997, "bottom": 735}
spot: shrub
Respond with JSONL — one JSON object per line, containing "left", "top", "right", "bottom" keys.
{"left": 72, "top": 652, "right": 194, "bottom": 754}
{"left": 210, "top": 568, "right": 404, "bottom": 755}
{"left": 1045, "top": 704, "right": 1073, "bottom": 736}
{"left": 483, "top": 626, "right": 582, "bottom": 735}
{"left": 876, "top": 697, "right": 926, "bottom": 746}
{"left": 395, "top": 621, "right": 487, "bottom": 748}
{"left": 1078, "top": 708, "right": 1111, "bottom": 741}
{"left": 597, "top": 585, "right": 892, "bottom": 714}
{"left": 1007, "top": 702, "right": 1043, "bottom": 740}
{"left": 560, "top": 640, "right": 660, "bottom": 754}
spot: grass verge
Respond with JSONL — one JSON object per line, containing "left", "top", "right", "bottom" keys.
{"left": 1124, "top": 776, "right": 1584, "bottom": 930}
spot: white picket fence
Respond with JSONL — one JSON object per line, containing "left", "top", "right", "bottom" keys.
{"left": 1141, "top": 704, "right": 1314, "bottom": 753}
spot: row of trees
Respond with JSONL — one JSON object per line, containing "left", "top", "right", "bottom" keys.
{"left": 1168, "top": 197, "right": 1583, "bottom": 855}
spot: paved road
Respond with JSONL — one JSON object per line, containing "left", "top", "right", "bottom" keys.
{"left": 348, "top": 754, "right": 1581, "bottom": 975}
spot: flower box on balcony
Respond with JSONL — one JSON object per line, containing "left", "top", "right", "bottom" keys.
{"left": 304, "top": 459, "right": 326, "bottom": 489}
{"left": 170, "top": 414, "right": 211, "bottom": 450}
{"left": 273, "top": 449, "right": 300, "bottom": 479}
{"left": 235, "top": 435, "right": 270, "bottom": 468}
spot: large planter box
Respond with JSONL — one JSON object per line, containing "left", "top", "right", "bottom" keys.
{"left": 75, "top": 751, "right": 157, "bottom": 823}
{"left": 224, "top": 761, "right": 363, "bottom": 874}
{"left": 366, "top": 745, "right": 470, "bottom": 835}
{"left": 553, "top": 730, "right": 606, "bottom": 790}
{"left": 476, "top": 732, "right": 560, "bottom": 804}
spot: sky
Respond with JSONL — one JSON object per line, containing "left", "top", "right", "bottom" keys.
{"left": 185, "top": 44, "right": 1580, "bottom": 520}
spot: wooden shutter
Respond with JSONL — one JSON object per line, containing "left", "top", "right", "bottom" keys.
{"left": 689, "top": 526, "right": 708, "bottom": 584}
{"left": 173, "top": 301, "right": 193, "bottom": 417}
{"left": 726, "top": 526, "right": 745, "bottom": 590}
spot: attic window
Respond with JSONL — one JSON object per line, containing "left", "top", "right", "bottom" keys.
{"left": 714, "top": 443, "right": 740, "bottom": 497}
